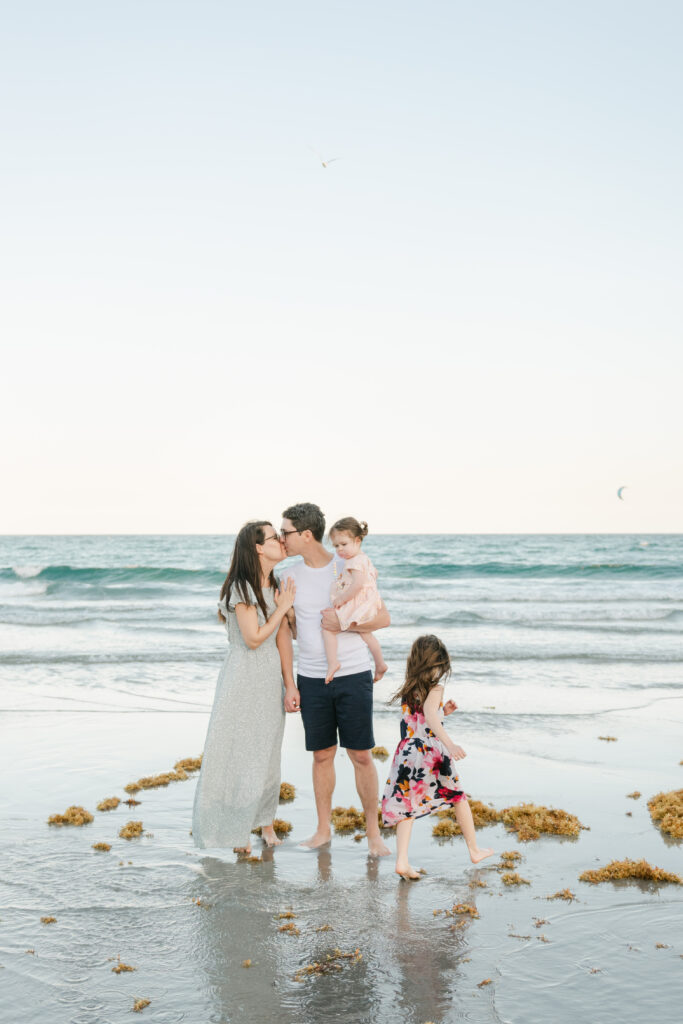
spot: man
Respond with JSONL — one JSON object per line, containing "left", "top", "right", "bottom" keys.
{"left": 279, "top": 502, "right": 391, "bottom": 855}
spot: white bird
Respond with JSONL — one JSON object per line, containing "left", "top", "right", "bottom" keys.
{"left": 310, "top": 147, "right": 341, "bottom": 169}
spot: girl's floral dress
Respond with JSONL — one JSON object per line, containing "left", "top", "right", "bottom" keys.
{"left": 381, "top": 702, "right": 466, "bottom": 825}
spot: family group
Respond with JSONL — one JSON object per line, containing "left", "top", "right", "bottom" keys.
{"left": 191, "top": 502, "right": 492, "bottom": 879}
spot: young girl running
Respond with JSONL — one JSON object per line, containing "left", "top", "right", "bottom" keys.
{"left": 381, "top": 634, "right": 494, "bottom": 880}
{"left": 323, "top": 517, "right": 388, "bottom": 684}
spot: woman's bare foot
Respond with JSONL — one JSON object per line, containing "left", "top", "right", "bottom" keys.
{"left": 325, "top": 664, "right": 341, "bottom": 685}
{"left": 298, "top": 830, "right": 331, "bottom": 850}
{"left": 233, "top": 845, "right": 251, "bottom": 855}
{"left": 260, "top": 828, "right": 282, "bottom": 848}
{"left": 395, "top": 862, "right": 421, "bottom": 880}
{"left": 373, "top": 661, "right": 388, "bottom": 683}
{"left": 367, "top": 834, "right": 391, "bottom": 857}
{"left": 468, "top": 846, "right": 494, "bottom": 864}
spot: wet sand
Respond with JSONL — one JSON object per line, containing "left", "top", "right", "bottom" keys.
{"left": 2, "top": 699, "right": 683, "bottom": 1024}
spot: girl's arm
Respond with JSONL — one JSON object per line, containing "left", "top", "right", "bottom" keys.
{"left": 423, "top": 686, "right": 466, "bottom": 761}
{"left": 234, "top": 578, "right": 296, "bottom": 650}
{"left": 332, "top": 569, "right": 372, "bottom": 608}
{"left": 276, "top": 617, "right": 300, "bottom": 712}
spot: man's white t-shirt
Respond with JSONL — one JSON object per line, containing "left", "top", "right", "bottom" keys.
{"left": 281, "top": 555, "right": 371, "bottom": 678}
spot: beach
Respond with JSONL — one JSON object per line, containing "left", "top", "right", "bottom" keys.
{"left": 2, "top": 534, "right": 683, "bottom": 1023}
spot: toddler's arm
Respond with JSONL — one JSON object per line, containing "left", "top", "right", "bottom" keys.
{"left": 332, "top": 569, "right": 372, "bottom": 608}
{"left": 423, "top": 686, "right": 466, "bottom": 761}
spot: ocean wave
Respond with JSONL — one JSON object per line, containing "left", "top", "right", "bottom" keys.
{"left": 0, "top": 565, "right": 224, "bottom": 587}
{"left": 384, "top": 560, "right": 683, "bottom": 579}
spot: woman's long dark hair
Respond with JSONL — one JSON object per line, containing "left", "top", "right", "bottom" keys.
{"left": 389, "top": 634, "right": 451, "bottom": 712}
{"left": 219, "top": 521, "right": 278, "bottom": 622}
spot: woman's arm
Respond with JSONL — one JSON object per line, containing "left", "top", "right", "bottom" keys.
{"left": 423, "top": 686, "right": 466, "bottom": 761}
{"left": 233, "top": 578, "right": 296, "bottom": 650}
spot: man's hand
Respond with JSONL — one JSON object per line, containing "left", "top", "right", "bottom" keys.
{"left": 321, "top": 607, "right": 341, "bottom": 633}
{"left": 284, "top": 686, "right": 301, "bottom": 713}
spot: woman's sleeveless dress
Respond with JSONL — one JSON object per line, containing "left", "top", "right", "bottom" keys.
{"left": 381, "top": 702, "right": 466, "bottom": 825}
{"left": 192, "top": 583, "right": 285, "bottom": 849}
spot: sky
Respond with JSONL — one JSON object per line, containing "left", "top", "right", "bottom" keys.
{"left": 2, "top": 0, "right": 682, "bottom": 533}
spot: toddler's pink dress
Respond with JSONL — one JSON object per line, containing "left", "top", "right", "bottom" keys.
{"left": 332, "top": 551, "right": 383, "bottom": 631}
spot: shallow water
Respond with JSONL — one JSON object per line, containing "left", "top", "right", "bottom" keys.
{"left": 1, "top": 534, "right": 683, "bottom": 1022}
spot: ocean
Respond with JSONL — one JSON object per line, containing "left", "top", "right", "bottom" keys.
{"left": 1, "top": 533, "right": 682, "bottom": 1024}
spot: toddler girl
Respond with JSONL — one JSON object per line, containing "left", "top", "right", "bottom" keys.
{"left": 381, "top": 634, "right": 493, "bottom": 880}
{"left": 323, "top": 517, "right": 388, "bottom": 684}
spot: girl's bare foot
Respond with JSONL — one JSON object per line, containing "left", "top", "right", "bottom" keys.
{"left": 373, "top": 662, "right": 388, "bottom": 682}
{"left": 468, "top": 847, "right": 494, "bottom": 864}
{"left": 395, "top": 862, "right": 421, "bottom": 880}
{"left": 325, "top": 664, "right": 340, "bottom": 685}
{"left": 261, "top": 828, "right": 282, "bottom": 848}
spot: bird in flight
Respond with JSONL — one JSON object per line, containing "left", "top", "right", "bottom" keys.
{"left": 310, "top": 147, "right": 341, "bottom": 169}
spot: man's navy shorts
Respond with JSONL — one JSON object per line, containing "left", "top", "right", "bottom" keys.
{"left": 297, "top": 670, "right": 375, "bottom": 751}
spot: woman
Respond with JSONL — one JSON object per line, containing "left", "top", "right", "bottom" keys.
{"left": 192, "top": 521, "right": 296, "bottom": 852}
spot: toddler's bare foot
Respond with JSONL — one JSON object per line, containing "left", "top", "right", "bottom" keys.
{"left": 373, "top": 661, "right": 388, "bottom": 683}
{"left": 298, "top": 830, "right": 331, "bottom": 850}
{"left": 469, "top": 846, "right": 494, "bottom": 864}
{"left": 367, "top": 835, "right": 391, "bottom": 857}
{"left": 324, "top": 664, "right": 341, "bottom": 685}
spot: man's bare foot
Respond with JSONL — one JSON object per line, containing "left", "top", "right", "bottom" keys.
{"left": 298, "top": 831, "right": 331, "bottom": 850}
{"left": 469, "top": 847, "right": 494, "bottom": 864}
{"left": 395, "top": 862, "right": 421, "bottom": 880}
{"left": 373, "top": 661, "right": 388, "bottom": 683}
{"left": 325, "top": 664, "right": 340, "bottom": 685}
{"left": 367, "top": 835, "right": 391, "bottom": 857}
{"left": 260, "top": 828, "right": 282, "bottom": 848}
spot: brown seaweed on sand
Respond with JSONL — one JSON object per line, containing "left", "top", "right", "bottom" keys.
{"left": 242, "top": 959, "right": 252, "bottom": 968}
{"left": 598, "top": 735, "right": 617, "bottom": 742}
{"left": 293, "top": 948, "right": 361, "bottom": 982}
{"left": 96, "top": 797, "right": 120, "bottom": 812}
{"left": 279, "top": 922, "right": 300, "bottom": 936}
{"left": 501, "top": 872, "right": 530, "bottom": 886}
{"left": 277, "top": 911, "right": 296, "bottom": 920}
{"left": 92, "top": 842, "right": 111, "bottom": 852}
{"left": 124, "top": 798, "right": 141, "bottom": 807}
{"left": 478, "top": 978, "right": 493, "bottom": 988}
{"left": 501, "top": 803, "right": 585, "bottom": 841}
{"left": 112, "top": 961, "right": 136, "bottom": 974}
{"left": 314, "top": 924, "right": 333, "bottom": 932}
{"left": 435, "top": 800, "right": 501, "bottom": 832}
{"left": 371, "top": 746, "right": 389, "bottom": 760}
{"left": 251, "top": 819, "right": 292, "bottom": 837}
{"left": 173, "top": 757, "right": 202, "bottom": 773}
{"left": 627, "top": 791, "right": 641, "bottom": 800}
{"left": 279, "top": 782, "right": 296, "bottom": 802}
{"left": 448, "top": 903, "right": 479, "bottom": 918}
{"left": 546, "top": 888, "right": 576, "bottom": 901}
{"left": 47, "top": 806, "right": 93, "bottom": 827}
{"left": 579, "top": 859, "right": 683, "bottom": 885}
{"left": 124, "top": 769, "right": 188, "bottom": 794}
{"left": 331, "top": 806, "right": 366, "bottom": 833}
{"left": 118, "top": 821, "right": 143, "bottom": 840}
{"left": 647, "top": 789, "right": 683, "bottom": 839}
{"left": 40, "top": 916, "right": 56, "bottom": 924}
{"left": 132, "top": 999, "right": 150, "bottom": 1012}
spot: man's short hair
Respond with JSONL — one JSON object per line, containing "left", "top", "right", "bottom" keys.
{"left": 282, "top": 502, "right": 325, "bottom": 542}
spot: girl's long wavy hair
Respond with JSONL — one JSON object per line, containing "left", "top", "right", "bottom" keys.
{"left": 219, "top": 521, "right": 278, "bottom": 622}
{"left": 389, "top": 634, "right": 451, "bottom": 713}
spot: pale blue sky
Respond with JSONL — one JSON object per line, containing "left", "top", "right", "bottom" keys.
{"left": 2, "top": 1, "right": 681, "bottom": 532}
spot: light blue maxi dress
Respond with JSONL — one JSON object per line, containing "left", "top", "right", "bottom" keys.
{"left": 192, "top": 582, "right": 285, "bottom": 849}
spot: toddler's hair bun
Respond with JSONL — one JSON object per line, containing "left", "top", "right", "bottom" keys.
{"left": 359, "top": 520, "right": 369, "bottom": 537}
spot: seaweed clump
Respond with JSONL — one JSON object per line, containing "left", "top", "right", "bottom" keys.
{"left": 627, "top": 791, "right": 641, "bottom": 800}
{"left": 647, "top": 789, "right": 683, "bottom": 839}
{"left": 124, "top": 769, "right": 188, "bottom": 793}
{"left": 501, "top": 872, "right": 530, "bottom": 886}
{"left": 279, "top": 782, "right": 296, "bottom": 802}
{"left": 279, "top": 922, "right": 301, "bottom": 936}
{"left": 435, "top": 800, "right": 501, "bottom": 832}
{"left": 40, "top": 916, "right": 57, "bottom": 924}
{"left": 92, "top": 842, "right": 111, "bottom": 852}
{"left": 546, "top": 889, "right": 576, "bottom": 901}
{"left": 598, "top": 736, "right": 617, "bottom": 742}
{"left": 173, "top": 757, "right": 202, "bottom": 772}
{"left": 132, "top": 999, "right": 150, "bottom": 1013}
{"left": 47, "top": 806, "right": 93, "bottom": 827}
{"left": 498, "top": 850, "right": 522, "bottom": 871}
{"left": 252, "top": 819, "right": 292, "bottom": 837}
{"left": 501, "top": 803, "right": 585, "bottom": 841}
{"left": 371, "top": 746, "right": 389, "bottom": 760}
{"left": 579, "top": 859, "right": 683, "bottom": 886}
{"left": 119, "top": 821, "right": 144, "bottom": 840}
{"left": 97, "top": 797, "right": 120, "bottom": 812}
{"left": 331, "top": 806, "right": 366, "bottom": 833}
{"left": 293, "top": 948, "right": 361, "bottom": 982}
{"left": 112, "top": 961, "right": 136, "bottom": 974}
